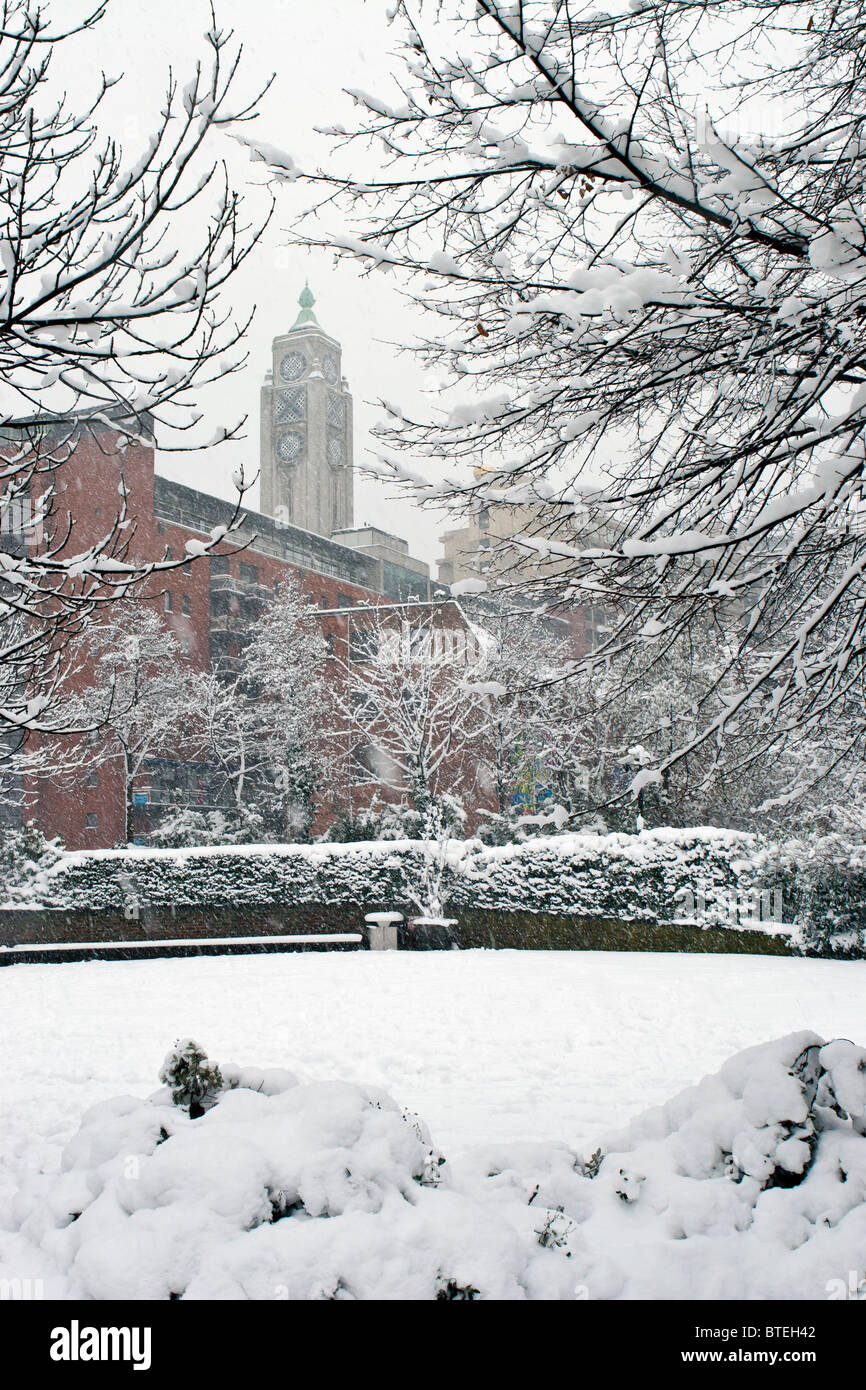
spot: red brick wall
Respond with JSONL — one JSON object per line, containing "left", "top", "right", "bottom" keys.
{"left": 24, "top": 428, "right": 164, "bottom": 849}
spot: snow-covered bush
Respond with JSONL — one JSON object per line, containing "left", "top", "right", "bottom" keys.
{"left": 0, "top": 821, "right": 64, "bottom": 905}
{"left": 4, "top": 1032, "right": 865, "bottom": 1300}
{"left": 158, "top": 1040, "right": 225, "bottom": 1118}
{"left": 754, "top": 836, "right": 866, "bottom": 958}
{"left": 321, "top": 797, "right": 424, "bottom": 843}
{"left": 324, "top": 795, "right": 467, "bottom": 847}
{"left": 148, "top": 808, "right": 268, "bottom": 849}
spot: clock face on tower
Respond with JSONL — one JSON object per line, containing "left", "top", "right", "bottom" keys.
{"left": 323, "top": 353, "right": 339, "bottom": 384}
{"left": 279, "top": 351, "right": 307, "bottom": 382}
{"left": 276, "top": 429, "right": 304, "bottom": 464}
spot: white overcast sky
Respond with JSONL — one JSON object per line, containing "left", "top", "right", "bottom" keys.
{"left": 63, "top": 0, "right": 452, "bottom": 565}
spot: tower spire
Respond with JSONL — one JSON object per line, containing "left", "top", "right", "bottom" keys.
{"left": 291, "top": 281, "right": 319, "bottom": 331}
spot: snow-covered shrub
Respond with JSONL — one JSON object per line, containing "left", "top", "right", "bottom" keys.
{"left": 148, "top": 808, "right": 268, "bottom": 849}
{"left": 157, "top": 1039, "right": 301, "bottom": 1118}
{"left": 4, "top": 1033, "right": 865, "bottom": 1300}
{"left": 158, "top": 1039, "right": 224, "bottom": 1118}
{"left": 325, "top": 795, "right": 466, "bottom": 849}
{"left": 321, "top": 797, "right": 424, "bottom": 843}
{"left": 3, "top": 1045, "right": 520, "bottom": 1301}
{"left": 0, "top": 821, "right": 64, "bottom": 905}
{"left": 754, "top": 836, "right": 866, "bottom": 957}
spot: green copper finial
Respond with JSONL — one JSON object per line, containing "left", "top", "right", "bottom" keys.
{"left": 291, "top": 281, "right": 319, "bottom": 330}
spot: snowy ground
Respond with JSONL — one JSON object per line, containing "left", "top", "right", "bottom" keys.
{"left": 1, "top": 948, "right": 864, "bottom": 1212}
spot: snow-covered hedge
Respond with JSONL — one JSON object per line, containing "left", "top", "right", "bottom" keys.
{"left": 4, "top": 1032, "right": 865, "bottom": 1300}
{"left": 455, "top": 826, "right": 759, "bottom": 923}
{"left": 11, "top": 825, "right": 866, "bottom": 954}
{"left": 20, "top": 828, "right": 755, "bottom": 919}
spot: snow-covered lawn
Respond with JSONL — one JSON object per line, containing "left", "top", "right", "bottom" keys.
{"left": 1, "top": 948, "right": 863, "bottom": 1190}
{"left": 1, "top": 949, "right": 864, "bottom": 1299}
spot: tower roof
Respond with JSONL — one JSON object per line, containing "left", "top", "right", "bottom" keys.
{"left": 291, "top": 281, "right": 320, "bottom": 331}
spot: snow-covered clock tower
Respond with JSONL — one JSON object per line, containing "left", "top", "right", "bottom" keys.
{"left": 259, "top": 284, "right": 354, "bottom": 536}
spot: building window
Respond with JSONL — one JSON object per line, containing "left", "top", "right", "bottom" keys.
{"left": 239, "top": 562, "right": 259, "bottom": 585}
{"left": 181, "top": 636, "right": 191, "bottom": 657}
{"left": 86, "top": 771, "right": 99, "bottom": 788}
{"left": 164, "top": 591, "right": 172, "bottom": 612}
{"left": 210, "top": 555, "right": 230, "bottom": 575}
{"left": 164, "top": 546, "right": 173, "bottom": 561}
{"left": 182, "top": 595, "right": 191, "bottom": 616}
{"left": 327, "top": 392, "right": 344, "bottom": 427}
{"left": 338, "top": 593, "right": 353, "bottom": 609}
{"left": 85, "top": 812, "right": 98, "bottom": 830}
{"left": 352, "top": 744, "right": 377, "bottom": 782}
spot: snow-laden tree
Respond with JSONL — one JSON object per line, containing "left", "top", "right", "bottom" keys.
{"left": 147, "top": 805, "right": 265, "bottom": 849}
{"left": 541, "top": 614, "right": 866, "bottom": 834}
{"left": 554, "top": 629, "right": 761, "bottom": 831}
{"left": 330, "top": 603, "right": 488, "bottom": 821}
{"left": 163, "top": 591, "right": 331, "bottom": 847}
{"left": 460, "top": 595, "right": 585, "bottom": 829}
{"left": 0, "top": 1, "right": 268, "bottom": 744}
{"left": 237, "top": 575, "right": 331, "bottom": 841}
{"left": 286, "top": 0, "right": 866, "bottom": 802}
{"left": 60, "top": 580, "right": 331, "bottom": 848}
{"left": 163, "top": 667, "right": 270, "bottom": 844}
{"left": 65, "top": 602, "right": 192, "bottom": 843}
{"left": 0, "top": 817, "right": 63, "bottom": 903}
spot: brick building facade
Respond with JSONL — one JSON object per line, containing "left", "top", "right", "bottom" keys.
{"left": 9, "top": 287, "right": 584, "bottom": 850}
{"left": 11, "top": 292, "right": 474, "bottom": 849}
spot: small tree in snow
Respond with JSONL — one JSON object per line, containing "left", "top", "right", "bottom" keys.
{"left": 411, "top": 796, "right": 468, "bottom": 921}
{"left": 236, "top": 576, "right": 331, "bottom": 841}
{"left": 159, "top": 1039, "right": 223, "bottom": 1118}
{"left": 172, "top": 667, "right": 271, "bottom": 843}
{"left": 330, "top": 604, "right": 488, "bottom": 822}
{"left": 462, "top": 595, "right": 584, "bottom": 831}
{"left": 66, "top": 603, "right": 192, "bottom": 843}
{"left": 0, "top": 819, "right": 63, "bottom": 903}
